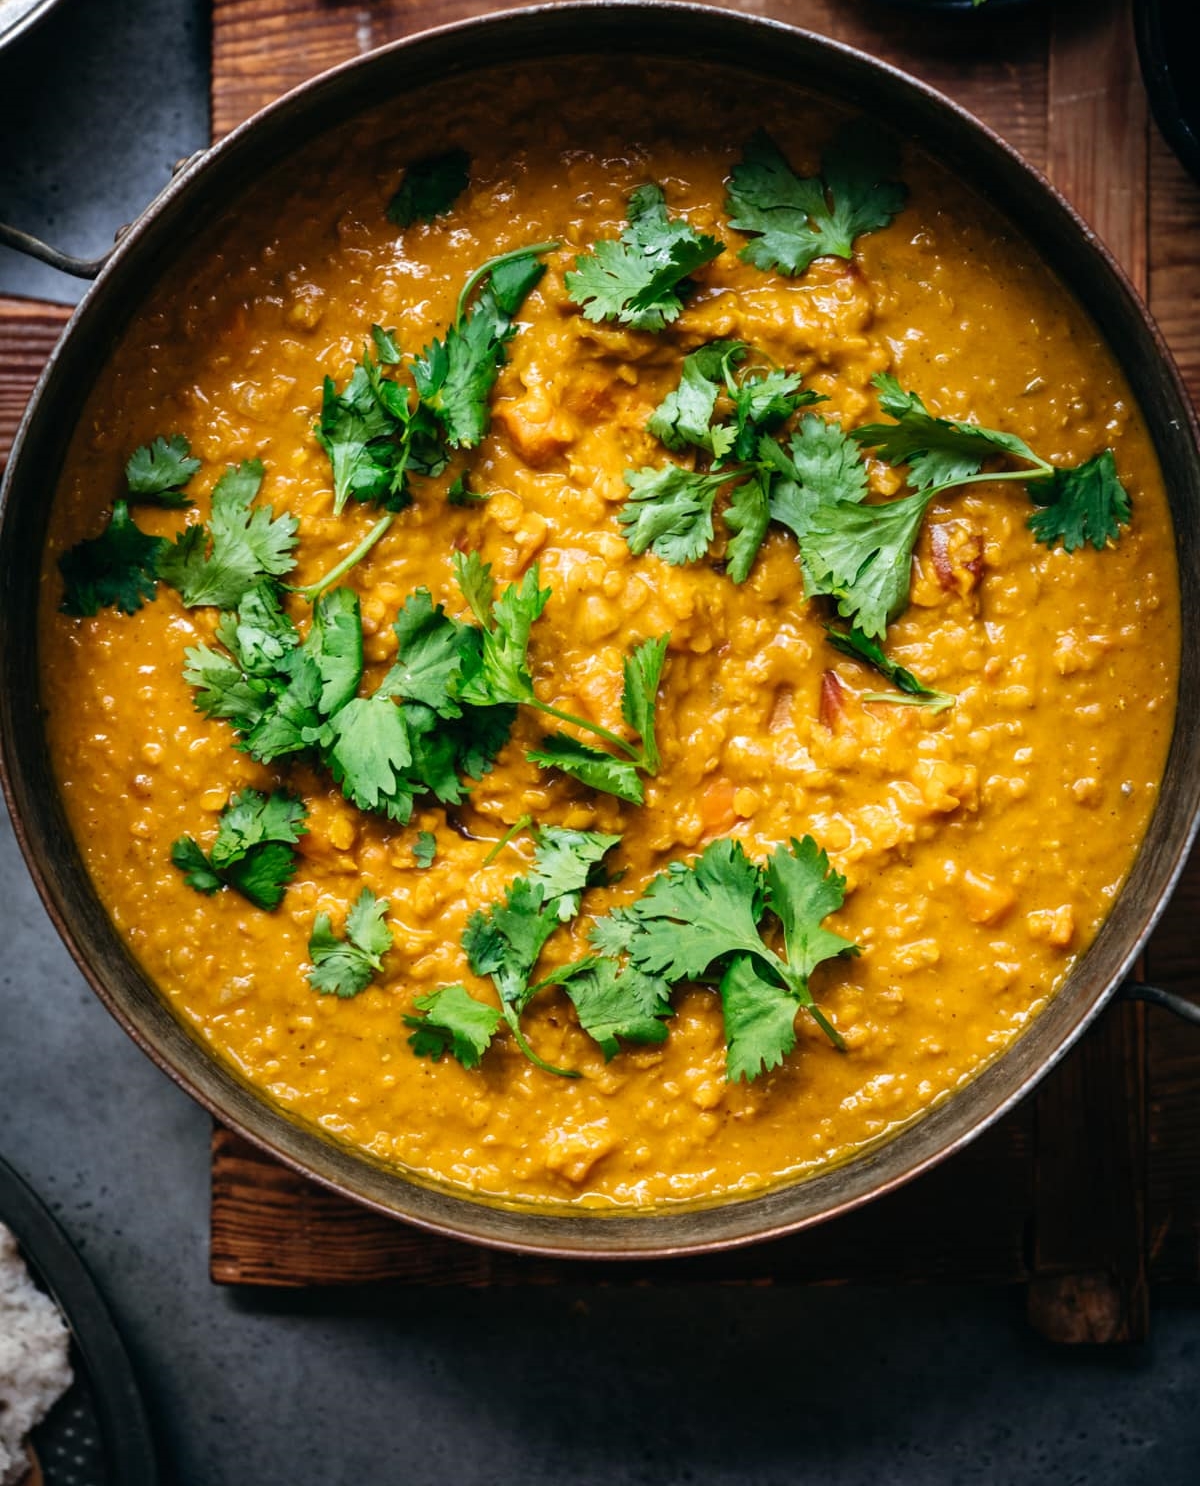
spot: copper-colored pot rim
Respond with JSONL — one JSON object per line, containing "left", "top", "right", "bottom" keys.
{"left": 2, "top": 1, "right": 1198, "bottom": 1260}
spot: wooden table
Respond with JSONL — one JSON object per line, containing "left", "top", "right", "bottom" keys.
{"left": 2, "top": 0, "right": 1197, "bottom": 1342}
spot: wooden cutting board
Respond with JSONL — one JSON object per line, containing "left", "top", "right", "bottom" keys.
{"left": 3, "top": 0, "right": 1198, "bottom": 1342}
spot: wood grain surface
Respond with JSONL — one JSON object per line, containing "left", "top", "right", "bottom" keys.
{"left": 2, "top": 0, "right": 1197, "bottom": 1336}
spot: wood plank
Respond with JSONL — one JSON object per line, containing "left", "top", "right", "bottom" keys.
{"left": 1149, "top": 120, "right": 1200, "bottom": 406}
{"left": 211, "top": 0, "right": 1049, "bottom": 158}
{"left": 211, "top": 1112, "right": 1036, "bottom": 1287}
{"left": 1026, "top": 0, "right": 1151, "bottom": 1347}
{"left": 0, "top": 298, "right": 70, "bottom": 469}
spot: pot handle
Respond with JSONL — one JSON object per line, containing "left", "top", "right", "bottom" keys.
{"left": 1120, "top": 981, "right": 1200, "bottom": 1025}
{"left": 0, "top": 150, "right": 207, "bottom": 281}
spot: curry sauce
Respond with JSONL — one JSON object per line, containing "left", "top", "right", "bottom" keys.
{"left": 38, "top": 62, "right": 1179, "bottom": 1206}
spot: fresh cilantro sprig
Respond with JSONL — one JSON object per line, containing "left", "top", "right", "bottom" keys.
{"left": 410, "top": 832, "right": 858, "bottom": 1084}
{"left": 158, "top": 460, "right": 298, "bottom": 610}
{"left": 725, "top": 122, "right": 907, "bottom": 277}
{"left": 59, "top": 500, "right": 167, "bottom": 617}
{"left": 1026, "top": 449, "right": 1132, "bottom": 552}
{"left": 413, "top": 244, "right": 556, "bottom": 450}
{"left": 124, "top": 434, "right": 201, "bottom": 507}
{"left": 824, "top": 624, "right": 954, "bottom": 712}
{"left": 58, "top": 433, "right": 203, "bottom": 615}
{"left": 405, "top": 827, "right": 623, "bottom": 1076}
{"left": 800, "top": 374, "right": 1135, "bottom": 636}
{"left": 565, "top": 184, "right": 724, "bottom": 331}
{"left": 308, "top": 244, "right": 555, "bottom": 590}
{"left": 185, "top": 578, "right": 512, "bottom": 822}
{"left": 590, "top": 836, "right": 858, "bottom": 1081}
{"left": 171, "top": 788, "right": 308, "bottom": 911}
{"left": 451, "top": 552, "right": 667, "bottom": 802}
{"left": 528, "top": 634, "right": 669, "bottom": 805}
{"left": 404, "top": 985, "right": 501, "bottom": 1070}
{"left": 620, "top": 340, "right": 823, "bottom": 580}
{"left": 315, "top": 335, "right": 447, "bottom": 517}
{"left": 387, "top": 148, "right": 470, "bottom": 227}
{"left": 413, "top": 831, "right": 437, "bottom": 869}
{"left": 308, "top": 887, "right": 393, "bottom": 998}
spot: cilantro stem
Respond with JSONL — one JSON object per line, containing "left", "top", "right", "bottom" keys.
{"left": 924, "top": 465, "right": 1052, "bottom": 500}
{"left": 455, "top": 241, "right": 560, "bottom": 323}
{"left": 761, "top": 946, "right": 847, "bottom": 1052}
{"left": 806, "top": 1002, "right": 846, "bottom": 1051}
{"left": 529, "top": 699, "right": 643, "bottom": 762}
{"left": 502, "top": 1006, "right": 579, "bottom": 1079}
{"left": 483, "top": 814, "right": 532, "bottom": 866}
{"left": 293, "top": 513, "right": 394, "bottom": 603}
{"left": 862, "top": 691, "right": 955, "bottom": 713}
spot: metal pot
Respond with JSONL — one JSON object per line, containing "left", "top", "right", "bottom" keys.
{"left": 2, "top": 1, "right": 1198, "bottom": 1258}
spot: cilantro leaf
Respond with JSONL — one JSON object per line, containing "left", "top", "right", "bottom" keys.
{"left": 170, "top": 836, "right": 223, "bottom": 896}
{"left": 648, "top": 341, "right": 747, "bottom": 454}
{"left": 766, "top": 414, "right": 870, "bottom": 544}
{"left": 59, "top": 499, "right": 166, "bottom": 616}
{"left": 210, "top": 787, "right": 308, "bottom": 868}
{"left": 446, "top": 472, "right": 484, "bottom": 506}
{"left": 378, "top": 588, "right": 471, "bottom": 716}
{"left": 728, "top": 368, "right": 817, "bottom": 463}
{"left": 631, "top": 343, "right": 825, "bottom": 580}
{"left": 451, "top": 703, "right": 517, "bottom": 781}
{"left": 528, "top": 826, "right": 621, "bottom": 918}
{"left": 124, "top": 434, "right": 201, "bottom": 507}
{"left": 320, "top": 694, "right": 414, "bottom": 820}
{"left": 215, "top": 581, "right": 299, "bottom": 676}
{"left": 724, "top": 471, "right": 771, "bottom": 584}
{"left": 558, "top": 959, "right": 672, "bottom": 1061}
{"left": 319, "top": 337, "right": 449, "bottom": 517}
{"left": 801, "top": 489, "right": 933, "bottom": 639}
{"left": 852, "top": 373, "right": 1043, "bottom": 490}
{"left": 453, "top": 548, "right": 494, "bottom": 625}
{"left": 239, "top": 650, "right": 324, "bottom": 764}
{"left": 316, "top": 363, "right": 392, "bottom": 508}
{"left": 404, "top": 985, "right": 501, "bottom": 1070}
{"left": 387, "top": 148, "right": 470, "bottom": 227}
{"left": 413, "top": 247, "right": 549, "bottom": 449}
{"left": 598, "top": 837, "right": 766, "bottom": 984}
{"left": 308, "top": 887, "right": 393, "bottom": 998}
{"left": 825, "top": 624, "right": 954, "bottom": 711}
{"left": 763, "top": 837, "right": 857, "bottom": 989}
{"left": 720, "top": 954, "right": 803, "bottom": 1083}
{"left": 565, "top": 184, "right": 724, "bottom": 332}
{"left": 621, "top": 633, "right": 668, "bottom": 775}
{"left": 618, "top": 465, "right": 729, "bottom": 566}
{"left": 453, "top": 557, "right": 550, "bottom": 707}
{"left": 223, "top": 842, "right": 304, "bottom": 911}
{"left": 413, "top": 831, "right": 437, "bottom": 869}
{"left": 158, "top": 460, "right": 298, "bottom": 610}
{"left": 450, "top": 557, "right": 665, "bottom": 797}
{"left": 526, "top": 735, "right": 645, "bottom": 804}
{"left": 183, "top": 644, "right": 276, "bottom": 732}
{"left": 306, "top": 587, "right": 364, "bottom": 715}
{"left": 452, "top": 828, "right": 621, "bottom": 1075}
{"left": 591, "top": 834, "right": 856, "bottom": 1076}
{"left": 1026, "top": 449, "right": 1131, "bottom": 552}
{"left": 726, "top": 122, "right": 907, "bottom": 277}
{"left": 171, "top": 787, "right": 307, "bottom": 911}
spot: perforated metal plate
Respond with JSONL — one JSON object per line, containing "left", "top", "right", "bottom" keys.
{"left": 0, "top": 1153, "right": 157, "bottom": 1486}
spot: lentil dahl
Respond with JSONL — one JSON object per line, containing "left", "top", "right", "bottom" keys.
{"left": 38, "top": 62, "right": 1179, "bottom": 1206}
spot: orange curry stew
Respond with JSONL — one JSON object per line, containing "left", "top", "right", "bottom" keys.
{"left": 39, "top": 63, "right": 1179, "bottom": 1207}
